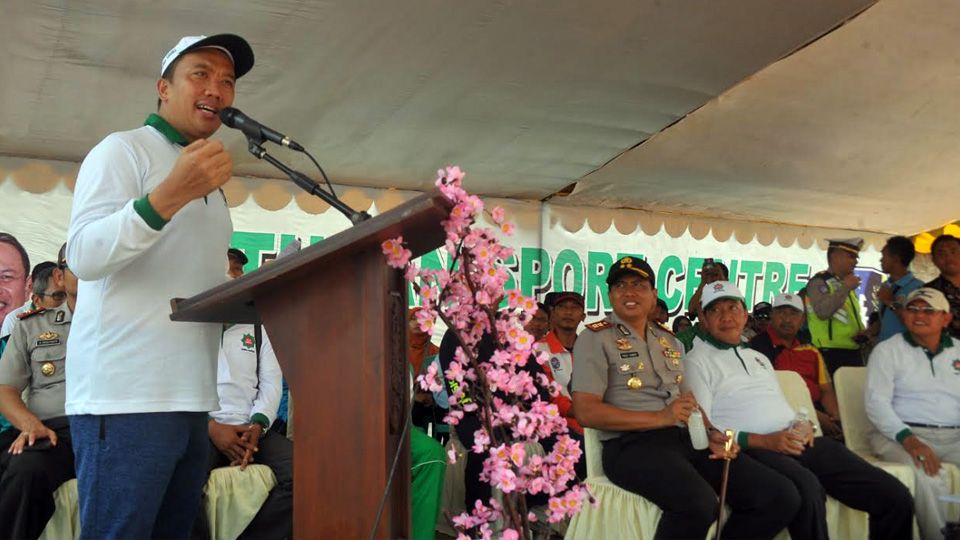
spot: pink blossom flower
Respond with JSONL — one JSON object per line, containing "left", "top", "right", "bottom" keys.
{"left": 381, "top": 237, "right": 411, "bottom": 268}
{"left": 383, "top": 166, "right": 587, "bottom": 538}
{"left": 490, "top": 206, "right": 506, "bottom": 225}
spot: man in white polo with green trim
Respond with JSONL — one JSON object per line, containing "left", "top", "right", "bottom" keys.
{"left": 866, "top": 287, "right": 960, "bottom": 540}
{"left": 66, "top": 34, "right": 254, "bottom": 538}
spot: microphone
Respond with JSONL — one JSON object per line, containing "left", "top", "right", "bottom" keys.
{"left": 219, "top": 107, "right": 305, "bottom": 151}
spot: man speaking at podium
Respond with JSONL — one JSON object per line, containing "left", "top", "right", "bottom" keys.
{"left": 65, "top": 34, "right": 254, "bottom": 538}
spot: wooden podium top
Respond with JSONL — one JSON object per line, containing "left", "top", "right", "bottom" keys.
{"left": 170, "top": 189, "right": 451, "bottom": 325}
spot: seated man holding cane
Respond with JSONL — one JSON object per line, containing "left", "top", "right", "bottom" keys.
{"left": 571, "top": 257, "right": 798, "bottom": 539}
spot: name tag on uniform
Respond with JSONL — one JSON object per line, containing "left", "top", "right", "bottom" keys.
{"left": 36, "top": 331, "right": 60, "bottom": 347}
{"left": 620, "top": 351, "right": 639, "bottom": 359}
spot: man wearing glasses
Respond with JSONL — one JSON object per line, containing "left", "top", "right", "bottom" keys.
{"left": 866, "top": 287, "right": 960, "bottom": 539}
{"left": 0, "top": 244, "right": 78, "bottom": 539}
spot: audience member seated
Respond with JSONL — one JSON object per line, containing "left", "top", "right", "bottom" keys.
{"left": 572, "top": 257, "right": 798, "bottom": 539}
{"left": 199, "top": 253, "right": 292, "bottom": 540}
{"left": 925, "top": 234, "right": 960, "bottom": 340}
{"left": 686, "top": 281, "right": 914, "bottom": 540}
{"left": 750, "top": 293, "right": 843, "bottom": 439}
{"left": 0, "top": 233, "right": 37, "bottom": 344}
{"left": 677, "top": 260, "right": 728, "bottom": 352}
{"left": 671, "top": 315, "right": 692, "bottom": 335}
{"left": 866, "top": 287, "right": 960, "bottom": 540}
{"left": 652, "top": 298, "right": 669, "bottom": 326}
{"left": 524, "top": 301, "right": 551, "bottom": 341}
{"left": 535, "top": 291, "right": 587, "bottom": 479}
{"left": 0, "top": 243, "right": 76, "bottom": 540}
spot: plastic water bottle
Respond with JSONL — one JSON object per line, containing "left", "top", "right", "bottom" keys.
{"left": 688, "top": 410, "right": 709, "bottom": 450}
{"left": 789, "top": 407, "right": 814, "bottom": 440}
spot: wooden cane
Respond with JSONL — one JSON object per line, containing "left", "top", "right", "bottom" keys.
{"left": 714, "top": 429, "right": 735, "bottom": 540}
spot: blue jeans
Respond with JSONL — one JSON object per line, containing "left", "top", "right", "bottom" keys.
{"left": 70, "top": 412, "right": 208, "bottom": 539}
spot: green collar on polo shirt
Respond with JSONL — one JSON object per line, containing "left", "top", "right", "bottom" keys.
{"left": 144, "top": 113, "right": 188, "bottom": 146}
{"left": 702, "top": 332, "right": 739, "bottom": 350}
{"left": 903, "top": 331, "right": 953, "bottom": 359}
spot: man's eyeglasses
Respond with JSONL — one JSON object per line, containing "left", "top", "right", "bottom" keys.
{"left": 37, "top": 291, "right": 67, "bottom": 301}
{"left": 905, "top": 305, "right": 940, "bottom": 314}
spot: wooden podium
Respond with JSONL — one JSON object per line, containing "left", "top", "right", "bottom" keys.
{"left": 171, "top": 191, "right": 451, "bottom": 539}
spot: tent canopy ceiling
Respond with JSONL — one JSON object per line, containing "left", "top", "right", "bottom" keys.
{"left": 566, "top": 0, "right": 960, "bottom": 235}
{"left": 6, "top": 0, "right": 953, "bottom": 236}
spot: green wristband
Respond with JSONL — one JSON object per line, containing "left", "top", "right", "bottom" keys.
{"left": 736, "top": 430, "right": 750, "bottom": 449}
{"left": 133, "top": 194, "right": 168, "bottom": 231}
{"left": 895, "top": 428, "right": 913, "bottom": 444}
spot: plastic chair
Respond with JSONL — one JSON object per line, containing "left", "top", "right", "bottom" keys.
{"left": 835, "top": 366, "right": 958, "bottom": 527}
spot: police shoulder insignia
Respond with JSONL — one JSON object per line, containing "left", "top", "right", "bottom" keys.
{"left": 655, "top": 321, "right": 676, "bottom": 336}
{"left": 17, "top": 307, "right": 45, "bottom": 320}
{"left": 586, "top": 320, "right": 613, "bottom": 332}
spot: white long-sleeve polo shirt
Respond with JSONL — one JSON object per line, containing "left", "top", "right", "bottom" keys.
{"left": 865, "top": 332, "right": 960, "bottom": 443}
{"left": 684, "top": 335, "right": 796, "bottom": 437}
{"left": 210, "top": 324, "right": 283, "bottom": 428}
{"left": 65, "top": 121, "right": 232, "bottom": 415}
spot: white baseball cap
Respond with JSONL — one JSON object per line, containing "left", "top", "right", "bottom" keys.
{"left": 773, "top": 293, "right": 805, "bottom": 312}
{"left": 905, "top": 288, "right": 950, "bottom": 312}
{"left": 160, "top": 34, "right": 254, "bottom": 79}
{"left": 701, "top": 281, "right": 745, "bottom": 310}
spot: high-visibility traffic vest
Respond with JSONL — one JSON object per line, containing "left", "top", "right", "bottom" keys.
{"left": 805, "top": 271, "right": 864, "bottom": 350}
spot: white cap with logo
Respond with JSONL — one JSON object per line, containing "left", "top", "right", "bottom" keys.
{"left": 701, "top": 281, "right": 745, "bottom": 310}
{"left": 773, "top": 293, "right": 805, "bottom": 312}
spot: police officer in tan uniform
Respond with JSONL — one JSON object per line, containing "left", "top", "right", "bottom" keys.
{"left": 0, "top": 244, "right": 76, "bottom": 540}
{"left": 571, "top": 256, "right": 799, "bottom": 539}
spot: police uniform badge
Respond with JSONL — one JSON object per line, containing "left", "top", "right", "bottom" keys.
{"left": 36, "top": 331, "right": 60, "bottom": 347}
{"left": 619, "top": 363, "right": 632, "bottom": 373}
{"left": 586, "top": 320, "right": 612, "bottom": 332}
{"left": 55, "top": 310, "right": 65, "bottom": 323}
{"left": 616, "top": 338, "right": 632, "bottom": 351}
{"left": 627, "top": 376, "right": 642, "bottom": 390}
{"left": 40, "top": 362, "right": 56, "bottom": 377}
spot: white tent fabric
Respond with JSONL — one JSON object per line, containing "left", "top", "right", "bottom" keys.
{"left": 2, "top": 0, "right": 877, "bottom": 208}
{"left": 567, "top": 0, "right": 960, "bottom": 234}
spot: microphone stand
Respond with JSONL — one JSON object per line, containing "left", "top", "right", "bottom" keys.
{"left": 246, "top": 138, "right": 371, "bottom": 225}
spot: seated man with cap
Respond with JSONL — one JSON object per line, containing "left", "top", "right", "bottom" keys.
{"left": 685, "top": 281, "right": 913, "bottom": 540}
{"left": 535, "top": 291, "right": 586, "bottom": 435}
{"left": 0, "top": 244, "right": 78, "bottom": 539}
{"left": 804, "top": 238, "right": 869, "bottom": 375}
{"left": 750, "top": 293, "right": 842, "bottom": 439}
{"left": 572, "top": 257, "right": 799, "bottom": 539}
{"left": 866, "top": 287, "right": 960, "bottom": 540}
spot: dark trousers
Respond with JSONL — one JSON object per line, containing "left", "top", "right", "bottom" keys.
{"left": 820, "top": 348, "right": 863, "bottom": 377}
{"left": 202, "top": 430, "right": 294, "bottom": 540}
{"left": 453, "top": 414, "right": 491, "bottom": 510}
{"left": 603, "top": 427, "right": 800, "bottom": 540}
{"left": 0, "top": 422, "right": 74, "bottom": 540}
{"left": 747, "top": 437, "right": 913, "bottom": 540}
{"left": 70, "top": 412, "right": 209, "bottom": 540}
